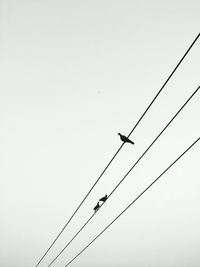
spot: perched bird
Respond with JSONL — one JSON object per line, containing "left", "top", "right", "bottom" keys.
{"left": 99, "top": 194, "right": 108, "bottom": 203}
{"left": 118, "top": 133, "right": 134, "bottom": 145}
{"left": 93, "top": 202, "right": 100, "bottom": 213}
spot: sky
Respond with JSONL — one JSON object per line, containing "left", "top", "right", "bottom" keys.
{"left": 1, "top": 1, "right": 200, "bottom": 267}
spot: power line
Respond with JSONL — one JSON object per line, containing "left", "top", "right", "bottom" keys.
{"left": 47, "top": 85, "right": 200, "bottom": 266}
{"left": 127, "top": 33, "right": 199, "bottom": 138}
{"left": 108, "top": 85, "right": 200, "bottom": 199}
{"left": 48, "top": 209, "right": 96, "bottom": 266}
{"left": 35, "top": 33, "right": 200, "bottom": 267}
{"left": 64, "top": 137, "right": 200, "bottom": 267}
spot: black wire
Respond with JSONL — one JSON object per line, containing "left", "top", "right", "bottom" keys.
{"left": 48, "top": 213, "right": 96, "bottom": 266}
{"left": 108, "top": 85, "right": 200, "bottom": 199}
{"left": 35, "top": 33, "right": 200, "bottom": 267}
{"left": 47, "top": 85, "right": 200, "bottom": 266}
{"left": 127, "top": 33, "right": 200, "bottom": 138}
{"left": 64, "top": 137, "right": 200, "bottom": 267}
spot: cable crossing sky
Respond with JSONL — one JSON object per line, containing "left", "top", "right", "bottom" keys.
{"left": 47, "top": 85, "right": 200, "bottom": 266}
{"left": 35, "top": 33, "right": 200, "bottom": 267}
{"left": 64, "top": 137, "right": 200, "bottom": 267}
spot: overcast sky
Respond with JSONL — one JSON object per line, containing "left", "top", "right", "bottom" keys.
{"left": 1, "top": 1, "right": 200, "bottom": 267}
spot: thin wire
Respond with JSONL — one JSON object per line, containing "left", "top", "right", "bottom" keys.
{"left": 48, "top": 212, "right": 96, "bottom": 266}
{"left": 47, "top": 85, "right": 200, "bottom": 266}
{"left": 127, "top": 32, "right": 199, "bottom": 138}
{"left": 108, "top": 85, "right": 200, "bottom": 199}
{"left": 35, "top": 33, "right": 200, "bottom": 267}
{"left": 64, "top": 137, "right": 200, "bottom": 267}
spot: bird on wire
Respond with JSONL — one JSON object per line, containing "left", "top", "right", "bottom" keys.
{"left": 99, "top": 194, "right": 108, "bottom": 203}
{"left": 93, "top": 202, "right": 100, "bottom": 213}
{"left": 118, "top": 133, "right": 134, "bottom": 145}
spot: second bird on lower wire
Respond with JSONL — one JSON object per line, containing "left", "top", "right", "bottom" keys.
{"left": 93, "top": 194, "right": 108, "bottom": 213}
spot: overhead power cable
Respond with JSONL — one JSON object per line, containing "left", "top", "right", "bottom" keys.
{"left": 35, "top": 33, "right": 200, "bottom": 267}
{"left": 64, "top": 137, "right": 200, "bottom": 267}
{"left": 47, "top": 85, "right": 200, "bottom": 266}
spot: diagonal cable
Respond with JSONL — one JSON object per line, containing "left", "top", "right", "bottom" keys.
{"left": 47, "top": 85, "right": 200, "bottom": 266}
{"left": 108, "top": 85, "right": 200, "bottom": 199}
{"left": 35, "top": 33, "right": 200, "bottom": 267}
{"left": 64, "top": 137, "right": 200, "bottom": 267}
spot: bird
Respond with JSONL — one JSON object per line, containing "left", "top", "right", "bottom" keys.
{"left": 99, "top": 194, "right": 108, "bottom": 203}
{"left": 93, "top": 202, "right": 100, "bottom": 213}
{"left": 118, "top": 133, "right": 134, "bottom": 145}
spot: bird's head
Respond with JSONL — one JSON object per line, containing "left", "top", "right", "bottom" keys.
{"left": 118, "top": 133, "right": 121, "bottom": 136}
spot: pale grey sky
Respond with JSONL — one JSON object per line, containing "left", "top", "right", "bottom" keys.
{"left": 1, "top": 1, "right": 200, "bottom": 267}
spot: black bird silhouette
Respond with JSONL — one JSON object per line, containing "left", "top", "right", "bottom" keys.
{"left": 118, "top": 133, "right": 134, "bottom": 145}
{"left": 93, "top": 202, "right": 100, "bottom": 213}
{"left": 99, "top": 194, "right": 108, "bottom": 203}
